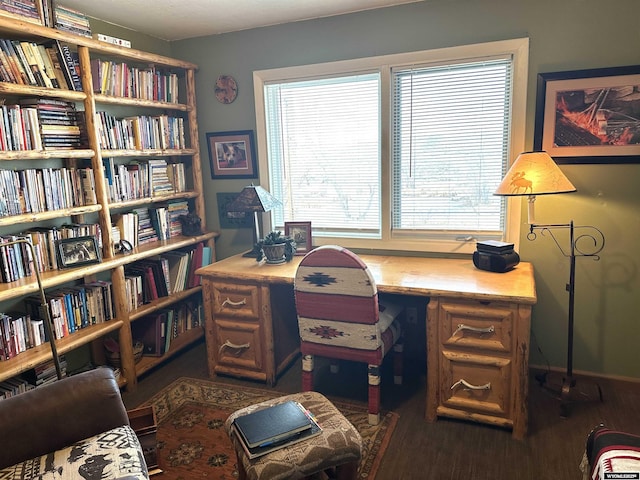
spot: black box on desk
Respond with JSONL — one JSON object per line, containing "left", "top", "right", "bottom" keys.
{"left": 473, "top": 241, "right": 520, "bottom": 273}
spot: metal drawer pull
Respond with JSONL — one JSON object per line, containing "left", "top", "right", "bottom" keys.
{"left": 451, "top": 379, "right": 491, "bottom": 391}
{"left": 221, "top": 297, "right": 247, "bottom": 308}
{"left": 219, "top": 340, "right": 250, "bottom": 355}
{"left": 454, "top": 324, "right": 495, "bottom": 336}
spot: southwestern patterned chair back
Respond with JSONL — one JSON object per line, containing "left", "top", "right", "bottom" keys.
{"left": 294, "top": 245, "right": 403, "bottom": 425}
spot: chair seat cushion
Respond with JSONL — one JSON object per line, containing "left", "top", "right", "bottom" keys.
{"left": 378, "top": 298, "right": 403, "bottom": 333}
{"left": 582, "top": 426, "right": 640, "bottom": 479}
{"left": 0, "top": 425, "right": 148, "bottom": 480}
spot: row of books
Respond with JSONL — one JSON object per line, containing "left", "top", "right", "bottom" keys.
{"left": 103, "top": 157, "right": 187, "bottom": 203}
{"left": 131, "top": 299, "right": 204, "bottom": 357}
{"left": 0, "top": 310, "right": 42, "bottom": 359}
{"left": 0, "top": 99, "right": 84, "bottom": 151}
{"left": 112, "top": 199, "right": 189, "bottom": 248}
{"left": 0, "top": 0, "right": 90, "bottom": 33}
{"left": 0, "top": 38, "right": 81, "bottom": 91}
{"left": 0, "top": 357, "right": 67, "bottom": 399}
{"left": 123, "top": 243, "right": 212, "bottom": 311}
{"left": 22, "top": 279, "right": 115, "bottom": 340}
{"left": 0, "top": 224, "right": 102, "bottom": 283}
{"left": 90, "top": 59, "right": 180, "bottom": 103}
{"left": 95, "top": 112, "right": 187, "bottom": 151}
{"left": 0, "top": 166, "right": 96, "bottom": 217}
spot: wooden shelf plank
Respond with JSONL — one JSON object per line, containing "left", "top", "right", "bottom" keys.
{"left": 93, "top": 94, "right": 190, "bottom": 111}
{"left": 0, "top": 204, "right": 102, "bottom": 227}
{"left": 0, "top": 320, "right": 123, "bottom": 383}
{"left": 100, "top": 148, "right": 197, "bottom": 158}
{"left": 0, "top": 148, "right": 95, "bottom": 161}
{"left": 130, "top": 287, "right": 203, "bottom": 322}
{"left": 0, "top": 81, "right": 87, "bottom": 100}
{"left": 109, "top": 191, "right": 198, "bottom": 210}
{"left": 0, "top": 232, "right": 218, "bottom": 303}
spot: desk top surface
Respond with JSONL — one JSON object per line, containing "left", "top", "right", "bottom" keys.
{"left": 198, "top": 253, "right": 536, "bottom": 304}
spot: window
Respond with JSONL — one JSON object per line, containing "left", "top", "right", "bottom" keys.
{"left": 254, "top": 38, "right": 528, "bottom": 254}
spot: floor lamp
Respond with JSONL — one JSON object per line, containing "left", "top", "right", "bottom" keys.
{"left": 494, "top": 151, "right": 605, "bottom": 417}
{"left": 225, "top": 184, "right": 282, "bottom": 257}
{"left": 3, "top": 238, "right": 64, "bottom": 380}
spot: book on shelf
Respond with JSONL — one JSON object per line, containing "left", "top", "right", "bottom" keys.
{"left": 162, "top": 250, "right": 190, "bottom": 294}
{"left": 53, "top": 4, "right": 91, "bottom": 37}
{"left": 231, "top": 401, "right": 322, "bottom": 459}
{"left": 57, "top": 42, "right": 82, "bottom": 91}
{"left": 131, "top": 312, "right": 166, "bottom": 357}
{"left": 0, "top": 0, "right": 43, "bottom": 25}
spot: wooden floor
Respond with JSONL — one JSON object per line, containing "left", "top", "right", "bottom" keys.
{"left": 123, "top": 340, "right": 640, "bottom": 479}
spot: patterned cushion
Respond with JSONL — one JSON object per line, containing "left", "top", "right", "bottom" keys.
{"left": 0, "top": 425, "right": 148, "bottom": 480}
{"left": 581, "top": 426, "right": 640, "bottom": 480}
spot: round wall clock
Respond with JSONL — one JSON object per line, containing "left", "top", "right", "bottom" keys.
{"left": 215, "top": 75, "right": 238, "bottom": 104}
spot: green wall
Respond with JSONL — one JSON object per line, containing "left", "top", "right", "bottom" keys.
{"left": 167, "top": 0, "right": 639, "bottom": 379}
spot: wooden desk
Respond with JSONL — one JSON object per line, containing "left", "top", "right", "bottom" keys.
{"left": 197, "top": 253, "right": 536, "bottom": 439}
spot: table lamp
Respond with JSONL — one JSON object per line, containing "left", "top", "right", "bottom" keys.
{"left": 226, "top": 184, "right": 282, "bottom": 256}
{"left": 494, "top": 151, "right": 605, "bottom": 417}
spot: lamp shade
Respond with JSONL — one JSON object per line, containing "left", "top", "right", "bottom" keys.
{"left": 494, "top": 151, "right": 577, "bottom": 196}
{"left": 226, "top": 184, "right": 282, "bottom": 213}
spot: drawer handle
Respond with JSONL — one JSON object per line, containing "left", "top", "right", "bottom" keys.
{"left": 221, "top": 297, "right": 247, "bottom": 308}
{"left": 219, "top": 340, "right": 251, "bottom": 355}
{"left": 454, "top": 324, "right": 495, "bottom": 336}
{"left": 451, "top": 379, "right": 491, "bottom": 391}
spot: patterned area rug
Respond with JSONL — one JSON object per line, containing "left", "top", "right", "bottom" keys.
{"left": 142, "top": 377, "right": 398, "bottom": 479}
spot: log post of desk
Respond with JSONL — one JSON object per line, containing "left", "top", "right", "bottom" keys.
{"left": 197, "top": 254, "right": 536, "bottom": 438}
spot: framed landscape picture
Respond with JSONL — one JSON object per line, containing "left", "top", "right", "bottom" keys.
{"left": 534, "top": 65, "right": 640, "bottom": 164}
{"left": 207, "top": 130, "right": 258, "bottom": 178}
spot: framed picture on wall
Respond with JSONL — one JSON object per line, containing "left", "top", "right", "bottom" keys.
{"left": 534, "top": 64, "right": 640, "bottom": 164}
{"left": 285, "top": 221, "right": 312, "bottom": 255}
{"left": 207, "top": 130, "right": 258, "bottom": 178}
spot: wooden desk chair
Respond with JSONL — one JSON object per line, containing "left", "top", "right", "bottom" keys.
{"left": 294, "top": 245, "right": 403, "bottom": 425}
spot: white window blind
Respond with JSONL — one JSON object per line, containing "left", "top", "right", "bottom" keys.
{"left": 392, "top": 58, "right": 512, "bottom": 234}
{"left": 264, "top": 73, "right": 381, "bottom": 237}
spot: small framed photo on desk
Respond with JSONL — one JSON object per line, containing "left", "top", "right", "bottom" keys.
{"left": 285, "top": 221, "right": 312, "bottom": 255}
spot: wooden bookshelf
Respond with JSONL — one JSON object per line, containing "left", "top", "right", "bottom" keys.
{"left": 0, "top": 11, "right": 217, "bottom": 390}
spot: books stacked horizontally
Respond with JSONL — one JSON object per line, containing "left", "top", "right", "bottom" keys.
{"left": 0, "top": 0, "right": 42, "bottom": 25}
{"left": 19, "top": 98, "right": 84, "bottom": 150}
{"left": 230, "top": 401, "right": 322, "bottom": 459}
{"left": 53, "top": 4, "right": 91, "bottom": 38}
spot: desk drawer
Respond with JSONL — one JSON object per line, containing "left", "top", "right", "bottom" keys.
{"left": 439, "top": 299, "right": 515, "bottom": 353}
{"left": 440, "top": 350, "right": 511, "bottom": 418}
{"left": 211, "top": 282, "right": 260, "bottom": 320}
{"left": 214, "top": 319, "right": 263, "bottom": 371}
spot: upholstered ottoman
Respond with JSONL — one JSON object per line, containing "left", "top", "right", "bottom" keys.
{"left": 225, "top": 391, "right": 362, "bottom": 480}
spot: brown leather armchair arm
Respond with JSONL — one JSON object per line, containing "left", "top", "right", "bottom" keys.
{"left": 0, "top": 367, "right": 129, "bottom": 469}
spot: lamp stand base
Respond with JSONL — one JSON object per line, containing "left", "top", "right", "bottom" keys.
{"left": 242, "top": 247, "right": 260, "bottom": 258}
{"left": 536, "top": 371, "right": 603, "bottom": 417}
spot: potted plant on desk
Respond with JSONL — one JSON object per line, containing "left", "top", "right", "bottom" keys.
{"left": 255, "top": 231, "right": 296, "bottom": 264}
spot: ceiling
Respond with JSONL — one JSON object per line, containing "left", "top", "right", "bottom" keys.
{"left": 58, "top": 0, "right": 424, "bottom": 41}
